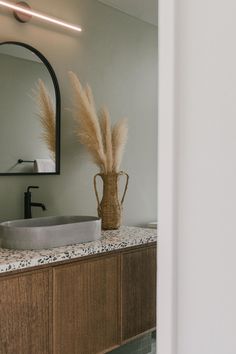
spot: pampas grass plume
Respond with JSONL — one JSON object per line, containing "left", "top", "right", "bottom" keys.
{"left": 99, "top": 107, "right": 113, "bottom": 172}
{"left": 69, "top": 71, "right": 107, "bottom": 173}
{"left": 69, "top": 71, "right": 128, "bottom": 173}
{"left": 33, "top": 79, "right": 55, "bottom": 160}
{"left": 112, "top": 118, "right": 128, "bottom": 172}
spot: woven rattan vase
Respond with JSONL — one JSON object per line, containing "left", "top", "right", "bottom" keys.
{"left": 94, "top": 171, "right": 129, "bottom": 230}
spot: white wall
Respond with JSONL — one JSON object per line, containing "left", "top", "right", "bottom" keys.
{"left": 0, "top": 0, "right": 157, "bottom": 224}
{"left": 158, "top": 0, "right": 236, "bottom": 353}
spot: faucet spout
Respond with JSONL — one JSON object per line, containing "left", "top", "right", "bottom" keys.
{"left": 31, "top": 202, "right": 47, "bottom": 211}
{"left": 24, "top": 186, "right": 47, "bottom": 219}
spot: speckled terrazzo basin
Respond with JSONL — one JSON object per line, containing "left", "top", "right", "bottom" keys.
{"left": 0, "top": 216, "right": 101, "bottom": 250}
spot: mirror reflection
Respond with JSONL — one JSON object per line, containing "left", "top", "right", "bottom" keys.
{"left": 0, "top": 43, "right": 60, "bottom": 174}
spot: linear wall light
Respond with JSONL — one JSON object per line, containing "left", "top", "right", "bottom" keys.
{"left": 0, "top": 1, "right": 82, "bottom": 32}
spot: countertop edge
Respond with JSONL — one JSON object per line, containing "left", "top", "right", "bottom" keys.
{"left": 0, "top": 226, "right": 157, "bottom": 275}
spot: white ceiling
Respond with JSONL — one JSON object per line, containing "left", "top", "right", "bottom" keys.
{"left": 98, "top": 0, "right": 157, "bottom": 26}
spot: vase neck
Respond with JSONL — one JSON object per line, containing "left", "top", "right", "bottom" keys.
{"left": 101, "top": 173, "right": 119, "bottom": 199}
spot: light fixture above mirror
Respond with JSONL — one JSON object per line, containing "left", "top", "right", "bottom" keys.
{"left": 0, "top": 1, "right": 82, "bottom": 32}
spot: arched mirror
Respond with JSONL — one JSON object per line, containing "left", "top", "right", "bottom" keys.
{"left": 0, "top": 42, "right": 60, "bottom": 175}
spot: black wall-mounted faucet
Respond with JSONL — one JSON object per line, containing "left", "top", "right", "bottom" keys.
{"left": 24, "top": 186, "right": 46, "bottom": 219}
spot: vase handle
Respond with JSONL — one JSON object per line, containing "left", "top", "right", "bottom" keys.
{"left": 119, "top": 171, "right": 129, "bottom": 205}
{"left": 94, "top": 173, "right": 102, "bottom": 212}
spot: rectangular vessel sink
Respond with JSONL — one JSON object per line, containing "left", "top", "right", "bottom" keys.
{"left": 0, "top": 216, "right": 101, "bottom": 250}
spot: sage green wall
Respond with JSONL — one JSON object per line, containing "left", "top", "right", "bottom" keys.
{"left": 0, "top": 0, "right": 157, "bottom": 225}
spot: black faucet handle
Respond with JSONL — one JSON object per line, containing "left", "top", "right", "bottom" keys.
{"left": 27, "top": 186, "right": 39, "bottom": 193}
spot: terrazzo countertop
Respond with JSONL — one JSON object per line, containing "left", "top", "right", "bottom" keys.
{"left": 0, "top": 226, "right": 157, "bottom": 274}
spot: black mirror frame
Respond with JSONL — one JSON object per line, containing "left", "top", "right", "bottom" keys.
{"left": 0, "top": 41, "right": 61, "bottom": 175}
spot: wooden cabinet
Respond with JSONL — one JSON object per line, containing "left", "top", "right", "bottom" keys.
{"left": 53, "top": 255, "right": 120, "bottom": 354}
{"left": 121, "top": 246, "right": 156, "bottom": 342}
{"left": 0, "top": 243, "right": 156, "bottom": 354}
{"left": 0, "top": 269, "right": 51, "bottom": 354}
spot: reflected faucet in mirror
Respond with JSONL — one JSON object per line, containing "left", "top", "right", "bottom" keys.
{"left": 18, "top": 158, "right": 55, "bottom": 173}
{"left": 24, "top": 185, "right": 46, "bottom": 219}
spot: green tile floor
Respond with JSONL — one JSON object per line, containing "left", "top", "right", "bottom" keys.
{"left": 150, "top": 336, "right": 156, "bottom": 354}
{"left": 109, "top": 332, "right": 156, "bottom": 354}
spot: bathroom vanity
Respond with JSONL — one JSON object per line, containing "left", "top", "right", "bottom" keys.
{"left": 0, "top": 226, "right": 156, "bottom": 354}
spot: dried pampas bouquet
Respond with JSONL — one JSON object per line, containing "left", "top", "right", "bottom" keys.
{"left": 68, "top": 71, "right": 128, "bottom": 173}
{"left": 33, "top": 79, "right": 56, "bottom": 160}
{"left": 69, "top": 71, "right": 129, "bottom": 230}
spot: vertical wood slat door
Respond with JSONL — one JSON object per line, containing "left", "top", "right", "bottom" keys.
{"left": 53, "top": 255, "right": 120, "bottom": 354}
{"left": 0, "top": 269, "right": 51, "bottom": 354}
{"left": 121, "top": 245, "right": 157, "bottom": 342}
